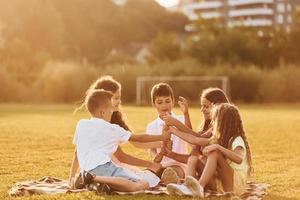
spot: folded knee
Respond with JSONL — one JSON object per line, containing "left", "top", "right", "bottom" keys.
{"left": 208, "top": 150, "right": 221, "bottom": 158}
{"left": 188, "top": 156, "right": 198, "bottom": 164}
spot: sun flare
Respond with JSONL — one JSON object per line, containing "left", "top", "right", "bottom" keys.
{"left": 156, "top": 0, "right": 179, "bottom": 8}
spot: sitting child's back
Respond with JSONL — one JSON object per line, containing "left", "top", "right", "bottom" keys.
{"left": 74, "top": 116, "right": 131, "bottom": 171}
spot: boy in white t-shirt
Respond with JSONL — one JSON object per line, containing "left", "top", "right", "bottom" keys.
{"left": 147, "top": 83, "right": 191, "bottom": 184}
{"left": 72, "top": 89, "right": 168, "bottom": 192}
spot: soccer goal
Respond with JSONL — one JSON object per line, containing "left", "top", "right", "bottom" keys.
{"left": 136, "top": 76, "right": 230, "bottom": 105}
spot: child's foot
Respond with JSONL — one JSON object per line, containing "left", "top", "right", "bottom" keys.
{"left": 167, "top": 183, "right": 193, "bottom": 196}
{"left": 96, "top": 183, "right": 112, "bottom": 194}
{"left": 82, "top": 171, "right": 94, "bottom": 185}
{"left": 161, "top": 167, "right": 179, "bottom": 185}
{"left": 185, "top": 176, "right": 204, "bottom": 198}
{"left": 74, "top": 173, "right": 84, "bottom": 189}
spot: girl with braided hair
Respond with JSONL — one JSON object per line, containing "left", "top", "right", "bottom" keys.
{"left": 167, "top": 103, "right": 252, "bottom": 197}
{"left": 162, "top": 88, "right": 229, "bottom": 183}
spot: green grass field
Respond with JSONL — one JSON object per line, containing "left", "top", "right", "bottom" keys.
{"left": 0, "top": 104, "right": 300, "bottom": 200}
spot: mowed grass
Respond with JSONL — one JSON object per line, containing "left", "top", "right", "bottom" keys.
{"left": 0, "top": 104, "right": 300, "bottom": 200}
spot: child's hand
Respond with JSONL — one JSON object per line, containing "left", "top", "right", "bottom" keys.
{"left": 162, "top": 126, "right": 171, "bottom": 140}
{"left": 168, "top": 126, "right": 179, "bottom": 134}
{"left": 164, "top": 140, "right": 173, "bottom": 151}
{"left": 201, "top": 129, "right": 213, "bottom": 138}
{"left": 163, "top": 115, "right": 178, "bottom": 126}
{"left": 178, "top": 96, "right": 189, "bottom": 114}
{"left": 162, "top": 124, "right": 169, "bottom": 133}
{"left": 202, "top": 144, "right": 219, "bottom": 156}
{"left": 160, "top": 146, "right": 168, "bottom": 156}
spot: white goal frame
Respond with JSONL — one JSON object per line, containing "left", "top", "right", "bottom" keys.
{"left": 136, "top": 76, "right": 230, "bottom": 105}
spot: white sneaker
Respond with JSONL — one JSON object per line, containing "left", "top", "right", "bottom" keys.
{"left": 185, "top": 176, "right": 204, "bottom": 198}
{"left": 167, "top": 183, "right": 193, "bottom": 196}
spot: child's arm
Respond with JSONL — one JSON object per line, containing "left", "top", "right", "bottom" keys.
{"left": 169, "top": 126, "right": 209, "bottom": 146}
{"left": 163, "top": 115, "right": 198, "bottom": 136}
{"left": 130, "top": 141, "right": 163, "bottom": 149}
{"left": 203, "top": 144, "right": 244, "bottom": 164}
{"left": 178, "top": 96, "right": 193, "bottom": 129}
{"left": 128, "top": 133, "right": 167, "bottom": 143}
{"left": 68, "top": 148, "right": 79, "bottom": 187}
{"left": 164, "top": 150, "right": 190, "bottom": 164}
{"left": 114, "top": 147, "right": 154, "bottom": 168}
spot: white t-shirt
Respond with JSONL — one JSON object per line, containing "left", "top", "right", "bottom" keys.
{"left": 73, "top": 117, "right": 132, "bottom": 171}
{"left": 229, "top": 136, "right": 248, "bottom": 172}
{"left": 146, "top": 114, "right": 188, "bottom": 168}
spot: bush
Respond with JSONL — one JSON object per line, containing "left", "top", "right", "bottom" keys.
{"left": 1, "top": 59, "right": 300, "bottom": 104}
{"left": 259, "top": 65, "right": 300, "bottom": 102}
{"left": 35, "top": 61, "right": 97, "bottom": 103}
{"left": 0, "top": 68, "right": 21, "bottom": 102}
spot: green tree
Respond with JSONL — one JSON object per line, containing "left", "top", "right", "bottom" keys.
{"left": 284, "top": 10, "right": 300, "bottom": 63}
{"left": 149, "top": 32, "right": 181, "bottom": 62}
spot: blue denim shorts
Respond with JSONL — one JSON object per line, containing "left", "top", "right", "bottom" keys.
{"left": 89, "top": 161, "right": 141, "bottom": 182}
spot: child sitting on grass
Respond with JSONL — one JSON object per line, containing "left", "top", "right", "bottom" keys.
{"left": 167, "top": 103, "right": 253, "bottom": 197}
{"left": 69, "top": 76, "right": 163, "bottom": 188}
{"left": 72, "top": 89, "right": 168, "bottom": 192}
{"left": 146, "top": 83, "right": 190, "bottom": 184}
{"left": 163, "top": 87, "right": 230, "bottom": 184}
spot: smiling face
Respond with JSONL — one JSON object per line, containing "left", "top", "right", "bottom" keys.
{"left": 111, "top": 89, "right": 121, "bottom": 112}
{"left": 200, "top": 97, "right": 213, "bottom": 120}
{"left": 153, "top": 95, "right": 174, "bottom": 118}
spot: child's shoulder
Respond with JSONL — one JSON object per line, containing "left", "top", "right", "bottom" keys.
{"left": 76, "top": 118, "right": 105, "bottom": 128}
{"left": 231, "top": 136, "right": 246, "bottom": 149}
{"left": 146, "top": 117, "right": 160, "bottom": 129}
{"left": 76, "top": 118, "right": 90, "bottom": 126}
{"left": 146, "top": 119, "right": 157, "bottom": 127}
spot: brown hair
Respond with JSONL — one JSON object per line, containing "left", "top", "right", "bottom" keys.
{"left": 87, "top": 75, "right": 121, "bottom": 95}
{"left": 212, "top": 103, "right": 253, "bottom": 175}
{"left": 88, "top": 76, "right": 130, "bottom": 131}
{"left": 199, "top": 88, "right": 230, "bottom": 132}
{"left": 151, "top": 83, "right": 174, "bottom": 104}
{"left": 85, "top": 89, "right": 113, "bottom": 115}
{"left": 201, "top": 87, "right": 229, "bottom": 105}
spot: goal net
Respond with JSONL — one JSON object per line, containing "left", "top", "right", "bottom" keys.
{"left": 136, "top": 76, "right": 230, "bottom": 105}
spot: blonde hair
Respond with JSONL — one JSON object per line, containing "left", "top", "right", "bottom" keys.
{"left": 212, "top": 103, "right": 253, "bottom": 175}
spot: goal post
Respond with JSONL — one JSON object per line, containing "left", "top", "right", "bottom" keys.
{"left": 136, "top": 76, "right": 230, "bottom": 105}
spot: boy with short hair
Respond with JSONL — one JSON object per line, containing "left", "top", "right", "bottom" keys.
{"left": 72, "top": 89, "right": 167, "bottom": 192}
{"left": 147, "top": 83, "right": 190, "bottom": 184}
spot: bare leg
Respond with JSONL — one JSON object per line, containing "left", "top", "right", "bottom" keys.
{"left": 186, "top": 155, "right": 198, "bottom": 177}
{"left": 196, "top": 157, "right": 217, "bottom": 191}
{"left": 199, "top": 151, "right": 233, "bottom": 192}
{"left": 93, "top": 176, "right": 149, "bottom": 192}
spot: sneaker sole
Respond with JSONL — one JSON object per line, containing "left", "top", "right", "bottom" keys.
{"left": 167, "top": 184, "right": 192, "bottom": 196}
{"left": 161, "top": 168, "right": 179, "bottom": 184}
{"left": 185, "top": 176, "right": 204, "bottom": 197}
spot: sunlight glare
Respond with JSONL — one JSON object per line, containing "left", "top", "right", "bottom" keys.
{"left": 156, "top": 0, "right": 179, "bottom": 8}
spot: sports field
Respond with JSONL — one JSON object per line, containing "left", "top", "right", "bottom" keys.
{"left": 0, "top": 104, "right": 299, "bottom": 200}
